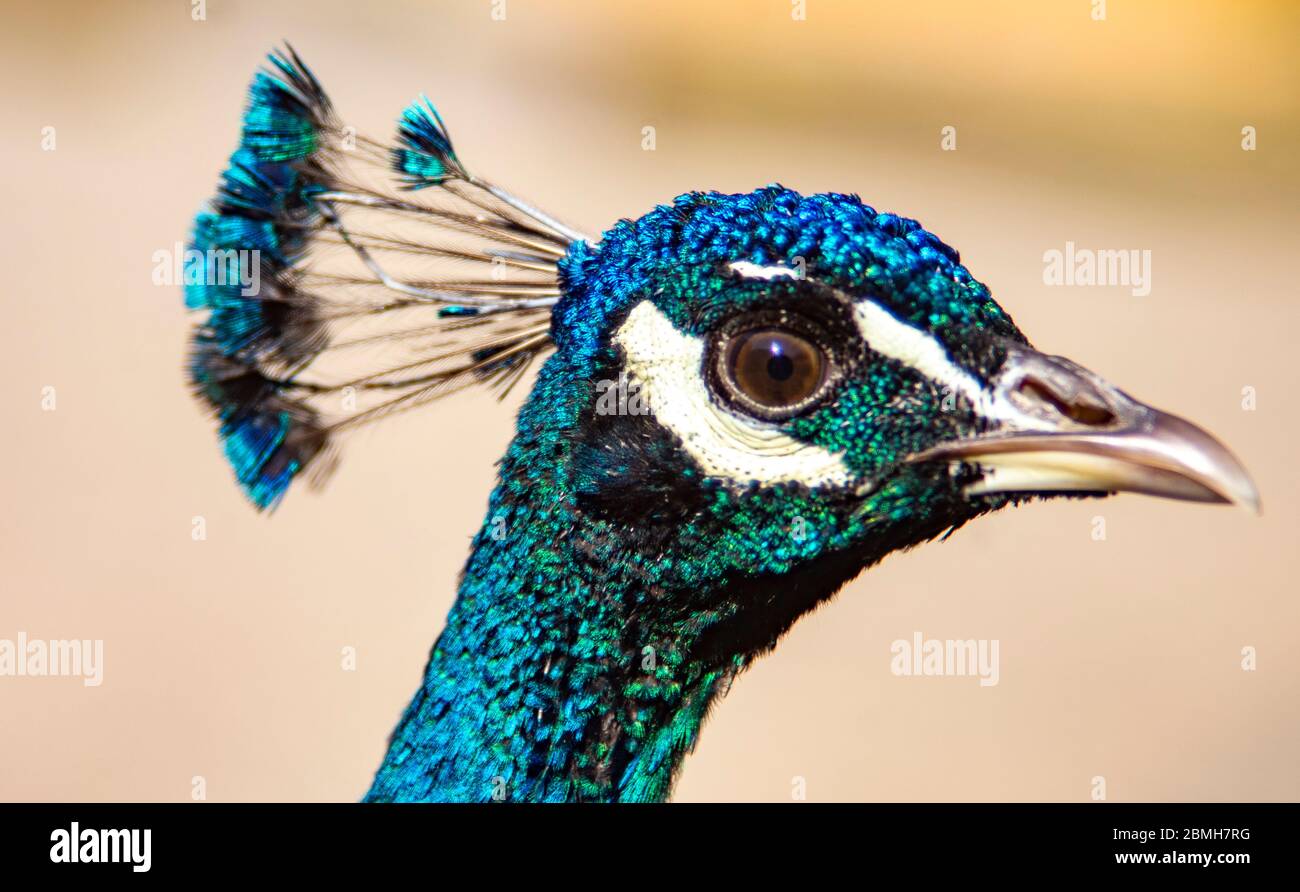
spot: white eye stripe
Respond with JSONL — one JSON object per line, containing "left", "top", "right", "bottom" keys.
{"left": 727, "top": 260, "right": 800, "bottom": 281}
{"left": 613, "top": 300, "right": 852, "bottom": 488}
{"left": 850, "top": 299, "right": 994, "bottom": 416}
{"left": 851, "top": 298, "right": 1052, "bottom": 429}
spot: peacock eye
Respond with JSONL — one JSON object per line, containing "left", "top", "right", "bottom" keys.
{"left": 721, "top": 328, "right": 828, "bottom": 417}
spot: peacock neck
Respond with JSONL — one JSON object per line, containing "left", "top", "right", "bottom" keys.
{"left": 364, "top": 495, "right": 746, "bottom": 802}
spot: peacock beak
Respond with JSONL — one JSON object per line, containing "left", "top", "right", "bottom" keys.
{"left": 907, "top": 345, "right": 1261, "bottom": 512}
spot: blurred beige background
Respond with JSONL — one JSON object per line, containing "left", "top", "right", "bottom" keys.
{"left": 1, "top": 0, "right": 1297, "bottom": 802}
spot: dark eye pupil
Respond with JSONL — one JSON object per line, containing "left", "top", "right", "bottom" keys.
{"left": 766, "top": 349, "right": 794, "bottom": 382}
{"left": 725, "top": 328, "right": 825, "bottom": 412}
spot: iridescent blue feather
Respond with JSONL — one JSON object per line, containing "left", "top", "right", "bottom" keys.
{"left": 184, "top": 47, "right": 565, "bottom": 511}
{"left": 240, "top": 49, "right": 333, "bottom": 163}
{"left": 187, "top": 338, "right": 326, "bottom": 511}
{"left": 391, "top": 96, "right": 463, "bottom": 189}
{"left": 185, "top": 46, "right": 334, "bottom": 509}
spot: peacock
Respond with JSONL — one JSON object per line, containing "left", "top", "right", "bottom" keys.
{"left": 182, "top": 48, "right": 1259, "bottom": 803}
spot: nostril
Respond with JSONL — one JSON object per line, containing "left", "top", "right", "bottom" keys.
{"left": 1016, "top": 378, "right": 1116, "bottom": 427}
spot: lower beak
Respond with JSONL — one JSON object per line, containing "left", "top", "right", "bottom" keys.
{"left": 909, "top": 345, "right": 1261, "bottom": 513}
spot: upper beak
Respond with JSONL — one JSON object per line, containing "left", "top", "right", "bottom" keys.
{"left": 909, "top": 345, "right": 1261, "bottom": 513}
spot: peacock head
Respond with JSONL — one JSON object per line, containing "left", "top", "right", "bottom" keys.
{"left": 188, "top": 47, "right": 1265, "bottom": 803}
{"left": 186, "top": 50, "right": 1257, "bottom": 646}
{"left": 542, "top": 186, "right": 1258, "bottom": 612}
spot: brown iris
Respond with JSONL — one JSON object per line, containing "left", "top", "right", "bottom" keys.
{"left": 726, "top": 328, "right": 826, "bottom": 411}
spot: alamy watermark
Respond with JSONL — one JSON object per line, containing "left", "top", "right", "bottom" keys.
{"left": 0, "top": 633, "right": 103, "bottom": 687}
{"left": 152, "top": 242, "right": 261, "bottom": 297}
{"left": 890, "top": 631, "right": 999, "bottom": 687}
{"left": 594, "top": 373, "right": 650, "bottom": 416}
{"left": 1043, "top": 241, "right": 1151, "bottom": 297}
{"left": 50, "top": 822, "right": 150, "bottom": 872}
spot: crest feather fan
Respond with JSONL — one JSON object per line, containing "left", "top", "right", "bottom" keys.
{"left": 184, "top": 45, "right": 579, "bottom": 509}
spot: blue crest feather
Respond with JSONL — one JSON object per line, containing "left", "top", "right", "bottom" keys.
{"left": 188, "top": 338, "right": 328, "bottom": 511}
{"left": 186, "top": 45, "right": 335, "bottom": 509}
{"left": 184, "top": 45, "right": 570, "bottom": 511}
{"left": 240, "top": 47, "right": 333, "bottom": 163}
{"left": 391, "top": 96, "right": 464, "bottom": 189}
